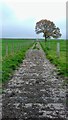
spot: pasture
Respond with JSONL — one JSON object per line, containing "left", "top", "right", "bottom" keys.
{"left": 2, "top": 39, "right": 34, "bottom": 83}
{"left": 40, "top": 39, "right": 68, "bottom": 78}
{"left": 0, "top": 39, "right": 2, "bottom": 85}
{"left": 1, "top": 39, "right": 68, "bottom": 84}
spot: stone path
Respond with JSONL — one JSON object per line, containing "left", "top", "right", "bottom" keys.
{"left": 2, "top": 42, "right": 67, "bottom": 120}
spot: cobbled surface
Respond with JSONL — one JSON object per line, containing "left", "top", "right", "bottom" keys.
{"left": 2, "top": 42, "right": 67, "bottom": 120}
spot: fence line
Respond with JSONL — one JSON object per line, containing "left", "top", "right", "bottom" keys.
{"left": 2, "top": 40, "right": 34, "bottom": 59}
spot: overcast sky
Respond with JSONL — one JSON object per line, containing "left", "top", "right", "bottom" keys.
{"left": 1, "top": 0, "right": 67, "bottom": 39}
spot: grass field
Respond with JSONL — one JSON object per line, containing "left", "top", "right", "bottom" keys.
{"left": 2, "top": 39, "right": 34, "bottom": 83}
{"left": 0, "top": 39, "right": 2, "bottom": 85}
{"left": 40, "top": 39, "right": 68, "bottom": 79}
{"left": 1, "top": 39, "right": 68, "bottom": 84}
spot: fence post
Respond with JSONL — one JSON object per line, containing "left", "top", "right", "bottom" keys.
{"left": 6, "top": 43, "right": 8, "bottom": 56}
{"left": 57, "top": 42, "right": 60, "bottom": 58}
{"left": 48, "top": 40, "right": 50, "bottom": 49}
{"left": 12, "top": 41, "right": 14, "bottom": 55}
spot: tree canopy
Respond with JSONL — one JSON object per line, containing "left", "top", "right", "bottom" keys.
{"left": 35, "top": 19, "right": 62, "bottom": 41}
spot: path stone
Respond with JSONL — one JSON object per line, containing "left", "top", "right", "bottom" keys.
{"left": 2, "top": 42, "right": 67, "bottom": 120}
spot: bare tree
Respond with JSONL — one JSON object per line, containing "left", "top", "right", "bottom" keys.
{"left": 35, "top": 19, "right": 62, "bottom": 42}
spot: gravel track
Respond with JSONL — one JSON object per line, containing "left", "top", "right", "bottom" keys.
{"left": 1, "top": 42, "right": 67, "bottom": 120}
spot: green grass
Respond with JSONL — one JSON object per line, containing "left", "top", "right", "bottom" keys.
{"left": 0, "top": 39, "right": 2, "bottom": 84}
{"left": 2, "top": 39, "right": 34, "bottom": 83}
{"left": 33, "top": 42, "right": 40, "bottom": 50}
{"left": 40, "top": 39, "right": 68, "bottom": 78}
{"left": 2, "top": 39, "right": 34, "bottom": 57}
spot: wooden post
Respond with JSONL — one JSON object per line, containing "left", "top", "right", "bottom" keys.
{"left": 48, "top": 40, "right": 50, "bottom": 49}
{"left": 57, "top": 42, "right": 60, "bottom": 58}
{"left": 12, "top": 41, "right": 14, "bottom": 54}
{"left": 6, "top": 43, "right": 8, "bottom": 56}
{"left": 17, "top": 42, "right": 19, "bottom": 51}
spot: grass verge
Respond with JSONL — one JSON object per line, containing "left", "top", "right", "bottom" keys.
{"left": 40, "top": 39, "right": 68, "bottom": 82}
{"left": 2, "top": 39, "right": 34, "bottom": 83}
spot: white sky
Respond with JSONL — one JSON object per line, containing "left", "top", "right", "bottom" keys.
{"left": 1, "top": 0, "right": 67, "bottom": 38}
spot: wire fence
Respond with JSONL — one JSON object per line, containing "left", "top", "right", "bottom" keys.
{"left": 2, "top": 39, "right": 34, "bottom": 59}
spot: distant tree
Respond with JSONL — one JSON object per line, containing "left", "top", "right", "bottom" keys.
{"left": 35, "top": 19, "right": 62, "bottom": 42}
